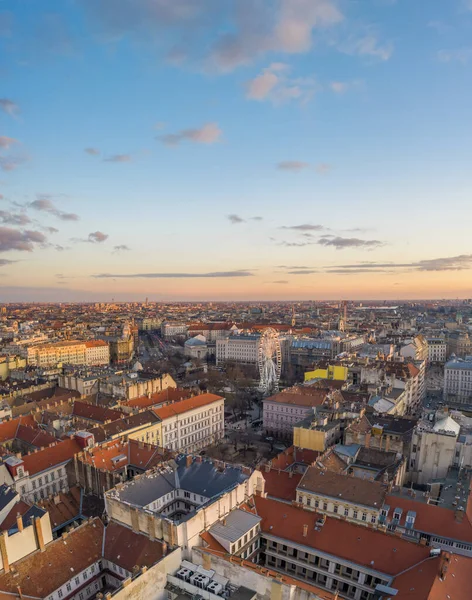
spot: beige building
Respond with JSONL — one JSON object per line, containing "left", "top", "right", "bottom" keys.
{"left": 409, "top": 415, "right": 460, "bottom": 485}
{"left": 216, "top": 334, "right": 259, "bottom": 366}
{"left": 444, "top": 357, "right": 472, "bottom": 406}
{"left": 296, "top": 467, "right": 388, "bottom": 527}
{"left": 27, "top": 340, "right": 109, "bottom": 367}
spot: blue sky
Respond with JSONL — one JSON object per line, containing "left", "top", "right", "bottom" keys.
{"left": 1, "top": 0, "right": 472, "bottom": 301}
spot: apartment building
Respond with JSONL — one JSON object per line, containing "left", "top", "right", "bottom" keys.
{"left": 444, "top": 356, "right": 472, "bottom": 406}
{"left": 447, "top": 330, "right": 472, "bottom": 358}
{"left": 216, "top": 334, "right": 259, "bottom": 366}
{"left": 161, "top": 322, "right": 188, "bottom": 338}
{"left": 4, "top": 434, "right": 90, "bottom": 503}
{"left": 427, "top": 338, "right": 447, "bottom": 364}
{"left": 187, "top": 322, "right": 238, "bottom": 341}
{"left": 263, "top": 386, "right": 342, "bottom": 439}
{"left": 27, "top": 340, "right": 109, "bottom": 367}
{"left": 154, "top": 393, "right": 224, "bottom": 453}
{"left": 296, "top": 467, "right": 388, "bottom": 527}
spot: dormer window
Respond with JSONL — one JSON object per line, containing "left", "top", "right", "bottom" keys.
{"left": 17, "top": 468, "right": 24, "bottom": 477}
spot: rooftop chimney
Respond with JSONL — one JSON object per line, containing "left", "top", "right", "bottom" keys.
{"left": 455, "top": 508, "right": 464, "bottom": 523}
{"left": 16, "top": 514, "right": 23, "bottom": 532}
{"left": 186, "top": 455, "right": 192, "bottom": 468}
{"left": 303, "top": 524, "right": 308, "bottom": 537}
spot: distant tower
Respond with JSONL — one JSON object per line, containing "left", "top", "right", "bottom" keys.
{"left": 122, "top": 322, "right": 131, "bottom": 339}
{"left": 291, "top": 305, "right": 296, "bottom": 328}
{"left": 145, "top": 297, "right": 149, "bottom": 306}
{"left": 339, "top": 301, "right": 348, "bottom": 332}
{"left": 456, "top": 312, "right": 463, "bottom": 325}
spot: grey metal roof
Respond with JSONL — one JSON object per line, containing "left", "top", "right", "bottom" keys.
{"left": 112, "top": 468, "right": 177, "bottom": 506}
{"left": 209, "top": 509, "right": 261, "bottom": 543}
{"left": 291, "top": 340, "right": 332, "bottom": 350}
{"left": 0, "top": 484, "right": 17, "bottom": 512}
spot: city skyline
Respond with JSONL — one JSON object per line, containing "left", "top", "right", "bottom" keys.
{"left": 1, "top": 0, "right": 472, "bottom": 301}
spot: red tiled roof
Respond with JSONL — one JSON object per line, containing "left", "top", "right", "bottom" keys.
{"left": 84, "top": 340, "right": 108, "bottom": 348}
{"left": 38, "top": 487, "right": 81, "bottom": 529}
{"left": 253, "top": 496, "right": 430, "bottom": 576}
{"left": 104, "top": 521, "right": 165, "bottom": 571}
{"left": 0, "top": 415, "right": 38, "bottom": 444}
{"left": 72, "top": 400, "right": 124, "bottom": 423}
{"left": 393, "top": 553, "right": 472, "bottom": 600}
{"left": 123, "top": 387, "right": 192, "bottom": 409}
{"left": 0, "top": 500, "right": 30, "bottom": 531}
{"left": 262, "top": 469, "right": 302, "bottom": 502}
{"left": 16, "top": 424, "right": 57, "bottom": 448}
{"left": 0, "top": 518, "right": 104, "bottom": 597}
{"left": 21, "top": 438, "right": 82, "bottom": 476}
{"left": 269, "top": 446, "right": 320, "bottom": 470}
{"left": 385, "top": 494, "right": 472, "bottom": 544}
{"left": 153, "top": 393, "right": 223, "bottom": 421}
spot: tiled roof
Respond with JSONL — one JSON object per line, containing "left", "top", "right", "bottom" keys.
{"left": 153, "top": 393, "right": 223, "bottom": 421}
{"left": 89, "top": 410, "right": 160, "bottom": 442}
{"left": 123, "top": 387, "right": 192, "bottom": 409}
{"left": 297, "top": 466, "right": 387, "bottom": 509}
{"left": 15, "top": 424, "right": 57, "bottom": 448}
{"left": 269, "top": 446, "right": 320, "bottom": 470}
{"left": 72, "top": 400, "right": 124, "bottom": 423}
{"left": 262, "top": 469, "right": 302, "bottom": 502}
{"left": 104, "top": 521, "right": 166, "bottom": 572}
{"left": 0, "top": 415, "right": 38, "bottom": 444}
{"left": 21, "top": 437, "right": 82, "bottom": 476}
{"left": 38, "top": 486, "right": 82, "bottom": 530}
{"left": 393, "top": 553, "right": 472, "bottom": 599}
{"left": 0, "top": 500, "right": 30, "bottom": 531}
{"left": 0, "top": 518, "right": 104, "bottom": 597}
{"left": 253, "top": 496, "right": 431, "bottom": 576}
{"left": 385, "top": 494, "right": 472, "bottom": 544}
{"left": 84, "top": 340, "right": 108, "bottom": 348}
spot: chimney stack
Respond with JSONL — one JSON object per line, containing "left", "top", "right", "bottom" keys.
{"left": 455, "top": 508, "right": 464, "bottom": 523}
{"left": 186, "top": 455, "right": 192, "bottom": 468}
{"left": 303, "top": 524, "right": 308, "bottom": 537}
{"left": 16, "top": 513, "right": 23, "bottom": 532}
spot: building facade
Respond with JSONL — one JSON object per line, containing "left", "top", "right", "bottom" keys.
{"left": 444, "top": 357, "right": 472, "bottom": 406}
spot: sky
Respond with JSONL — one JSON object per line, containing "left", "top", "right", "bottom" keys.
{"left": 1, "top": 0, "right": 472, "bottom": 302}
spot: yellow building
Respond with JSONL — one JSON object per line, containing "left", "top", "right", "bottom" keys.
{"left": 0, "top": 355, "right": 27, "bottom": 381}
{"left": 304, "top": 364, "right": 347, "bottom": 383}
{"left": 293, "top": 416, "right": 341, "bottom": 451}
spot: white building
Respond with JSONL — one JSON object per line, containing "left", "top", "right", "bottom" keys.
{"left": 154, "top": 393, "right": 225, "bottom": 454}
{"left": 444, "top": 356, "right": 472, "bottom": 406}
{"left": 161, "top": 322, "right": 188, "bottom": 338}
{"left": 216, "top": 335, "right": 259, "bottom": 366}
{"left": 427, "top": 338, "right": 447, "bottom": 364}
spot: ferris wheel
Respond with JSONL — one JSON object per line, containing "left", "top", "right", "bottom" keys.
{"left": 258, "top": 327, "right": 282, "bottom": 394}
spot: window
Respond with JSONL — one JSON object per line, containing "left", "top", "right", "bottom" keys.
{"left": 38, "top": 478, "right": 42, "bottom": 486}
{"left": 344, "top": 508, "right": 349, "bottom": 516}
{"left": 353, "top": 510, "right": 358, "bottom": 519}
{"left": 75, "top": 577, "right": 80, "bottom": 585}
{"left": 362, "top": 513, "right": 367, "bottom": 522}
{"left": 32, "top": 480, "right": 36, "bottom": 490}
{"left": 83, "top": 572, "right": 88, "bottom": 580}
{"left": 371, "top": 515, "right": 376, "bottom": 524}
{"left": 323, "top": 502, "right": 327, "bottom": 511}
{"left": 91, "top": 565, "right": 95, "bottom": 574}
{"left": 66, "top": 583, "right": 72, "bottom": 592}
{"left": 333, "top": 505, "right": 338, "bottom": 514}
{"left": 58, "top": 590, "right": 63, "bottom": 599}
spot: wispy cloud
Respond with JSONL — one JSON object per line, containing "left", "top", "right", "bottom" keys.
{"left": 0, "top": 136, "right": 18, "bottom": 150}
{"left": 93, "top": 270, "right": 254, "bottom": 279}
{"left": 0, "top": 210, "right": 31, "bottom": 226}
{"left": 159, "top": 123, "right": 222, "bottom": 146}
{"left": 327, "top": 255, "right": 472, "bottom": 272}
{"left": 276, "top": 240, "right": 315, "bottom": 247}
{"left": 340, "top": 34, "right": 394, "bottom": 61}
{"left": 88, "top": 231, "right": 109, "bottom": 243}
{"left": 84, "top": 147, "right": 100, "bottom": 155}
{"left": 271, "top": 280, "right": 289, "bottom": 284}
{"left": 29, "top": 197, "right": 79, "bottom": 221}
{"left": 0, "top": 156, "right": 28, "bottom": 172}
{"left": 287, "top": 269, "right": 319, "bottom": 274}
{"left": 437, "top": 48, "right": 472, "bottom": 64}
{"left": 227, "top": 214, "right": 245, "bottom": 224}
{"left": 277, "top": 160, "right": 310, "bottom": 171}
{"left": 246, "top": 63, "right": 317, "bottom": 104}
{"left": 0, "top": 98, "right": 19, "bottom": 117}
{"left": 0, "top": 258, "right": 17, "bottom": 267}
{"left": 318, "top": 236, "right": 384, "bottom": 249}
{"left": 280, "top": 223, "right": 325, "bottom": 231}
{"left": 0, "top": 227, "right": 47, "bottom": 252}
{"left": 113, "top": 244, "right": 130, "bottom": 253}
{"left": 103, "top": 154, "right": 132, "bottom": 162}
